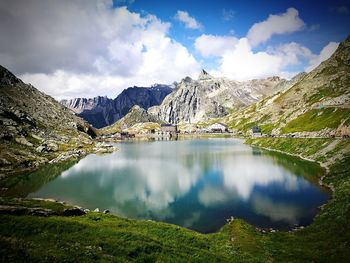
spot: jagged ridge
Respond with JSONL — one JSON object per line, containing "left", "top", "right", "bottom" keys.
{"left": 61, "top": 85, "right": 172, "bottom": 128}
{"left": 149, "top": 70, "right": 290, "bottom": 124}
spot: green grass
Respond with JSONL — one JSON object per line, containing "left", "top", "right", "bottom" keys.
{"left": 245, "top": 137, "right": 334, "bottom": 157}
{"left": 260, "top": 123, "right": 275, "bottom": 134}
{"left": 282, "top": 108, "right": 350, "bottom": 133}
{"left": 0, "top": 209, "right": 235, "bottom": 262}
{"left": 1, "top": 138, "right": 350, "bottom": 262}
{"left": 306, "top": 76, "right": 350, "bottom": 105}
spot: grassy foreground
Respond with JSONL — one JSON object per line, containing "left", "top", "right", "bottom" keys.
{"left": 1, "top": 138, "right": 350, "bottom": 262}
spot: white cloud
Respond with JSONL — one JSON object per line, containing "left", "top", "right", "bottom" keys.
{"left": 196, "top": 35, "right": 338, "bottom": 81}
{"left": 306, "top": 42, "right": 339, "bottom": 71}
{"left": 218, "top": 38, "right": 282, "bottom": 80}
{"left": 194, "top": 34, "right": 238, "bottom": 57}
{"left": 174, "top": 10, "right": 202, "bottom": 29}
{"left": 0, "top": 1, "right": 200, "bottom": 99}
{"left": 247, "top": 8, "right": 305, "bottom": 46}
{"left": 194, "top": 8, "right": 338, "bottom": 81}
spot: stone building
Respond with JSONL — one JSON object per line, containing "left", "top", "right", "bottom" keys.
{"left": 207, "top": 123, "right": 228, "bottom": 133}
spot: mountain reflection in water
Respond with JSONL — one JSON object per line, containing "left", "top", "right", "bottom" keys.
{"left": 27, "top": 138, "right": 329, "bottom": 233}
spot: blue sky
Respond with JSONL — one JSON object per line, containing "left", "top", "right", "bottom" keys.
{"left": 0, "top": 0, "right": 349, "bottom": 99}
{"left": 117, "top": 0, "right": 350, "bottom": 46}
{"left": 115, "top": 0, "right": 350, "bottom": 72}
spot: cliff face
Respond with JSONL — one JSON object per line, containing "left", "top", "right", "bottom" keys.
{"left": 61, "top": 85, "right": 172, "bottom": 128}
{"left": 149, "top": 70, "right": 289, "bottom": 124}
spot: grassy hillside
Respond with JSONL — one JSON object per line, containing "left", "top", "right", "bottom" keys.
{"left": 101, "top": 105, "right": 162, "bottom": 135}
{"left": 1, "top": 137, "right": 350, "bottom": 262}
{"left": 220, "top": 36, "right": 350, "bottom": 137}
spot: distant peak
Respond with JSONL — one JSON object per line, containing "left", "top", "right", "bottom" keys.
{"left": 198, "top": 69, "right": 213, "bottom": 80}
{"left": 131, "top": 105, "right": 142, "bottom": 111}
{"left": 267, "top": 76, "right": 281, "bottom": 81}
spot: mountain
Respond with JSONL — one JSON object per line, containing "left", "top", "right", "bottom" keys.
{"left": 61, "top": 96, "right": 116, "bottom": 129}
{"left": 102, "top": 105, "right": 161, "bottom": 134}
{"left": 61, "top": 84, "right": 172, "bottom": 128}
{"left": 0, "top": 65, "right": 98, "bottom": 175}
{"left": 223, "top": 36, "right": 350, "bottom": 137}
{"left": 148, "top": 70, "right": 289, "bottom": 124}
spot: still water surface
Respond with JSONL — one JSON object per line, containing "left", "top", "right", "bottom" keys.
{"left": 26, "top": 138, "right": 328, "bottom": 233}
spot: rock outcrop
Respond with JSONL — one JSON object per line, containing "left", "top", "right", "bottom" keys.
{"left": 149, "top": 70, "right": 289, "bottom": 124}
{"left": 0, "top": 65, "right": 98, "bottom": 175}
{"left": 61, "top": 84, "right": 172, "bottom": 128}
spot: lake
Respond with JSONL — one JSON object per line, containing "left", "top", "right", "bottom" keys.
{"left": 16, "top": 138, "right": 329, "bottom": 233}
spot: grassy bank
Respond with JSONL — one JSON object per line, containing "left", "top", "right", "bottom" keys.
{"left": 1, "top": 138, "right": 349, "bottom": 262}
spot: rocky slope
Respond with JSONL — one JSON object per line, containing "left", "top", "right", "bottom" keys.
{"left": 148, "top": 70, "right": 289, "bottom": 124}
{"left": 0, "top": 65, "right": 99, "bottom": 176}
{"left": 102, "top": 105, "right": 161, "bottom": 134}
{"left": 223, "top": 36, "right": 350, "bottom": 137}
{"left": 61, "top": 85, "right": 172, "bottom": 128}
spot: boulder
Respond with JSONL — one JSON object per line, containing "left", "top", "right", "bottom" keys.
{"left": 28, "top": 208, "right": 58, "bottom": 216}
{"left": 0, "top": 205, "right": 58, "bottom": 216}
{"left": 63, "top": 207, "right": 86, "bottom": 216}
{"left": 15, "top": 137, "right": 33, "bottom": 147}
{"left": 36, "top": 141, "right": 59, "bottom": 153}
{"left": 46, "top": 142, "right": 59, "bottom": 152}
{"left": 0, "top": 158, "right": 11, "bottom": 166}
{"left": 93, "top": 142, "right": 117, "bottom": 153}
{"left": 36, "top": 145, "right": 46, "bottom": 153}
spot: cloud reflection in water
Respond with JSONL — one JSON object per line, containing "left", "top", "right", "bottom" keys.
{"left": 29, "top": 139, "right": 328, "bottom": 232}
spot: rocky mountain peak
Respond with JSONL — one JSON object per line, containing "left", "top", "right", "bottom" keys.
{"left": 0, "top": 65, "right": 23, "bottom": 86}
{"left": 130, "top": 105, "right": 142, "bottom": 111}
{"left": 150, "top": 72, "right": 289, "bottom": 124}
{"left": 331, "top": 35, "right": 350, "bottom": 62}
{"left": 60, "top": 85, "right": 172, "bottom": 128}
{"left": 198, "top": 69, "right": 213, "bottom": 80}
{"left": 267, "top": 76, "right": 281, "bottom": 82}
{"left": 182, "top": 76, "right": 193, "bottom": 83}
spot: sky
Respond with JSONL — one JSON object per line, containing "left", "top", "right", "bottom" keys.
{"left": 0, "top": 0, "right": 349, "bottom": 100}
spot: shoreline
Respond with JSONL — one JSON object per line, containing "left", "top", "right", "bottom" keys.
{"left": 1, "top": 137, "right": 336, "bottom": 233}
{"left": 1, "top": 136, "right": 349, "bottom": 261}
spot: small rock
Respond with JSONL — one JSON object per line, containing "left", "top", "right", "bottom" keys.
{"left": 94, "top": 208, "right": 100, "bottom": 212}
{"left": 103, "top": 209, "right": 110, "bottom": 214}
{"left": 31, "top": 134, "right": 44, "bottom": 141}
{"left": 36, "top": 145, "right": 46, "bottom": 153}
{"left": 84, "top": 209, "right": 90, "bottom": 213}
{"left": 0, "top": 158, "right": 11, "bottom": 166}
{"left": 15, "top": 137, "right": 33, "bottom": 147}
{"left": 46, "top": 142, "right": 59, "bottom": 152}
